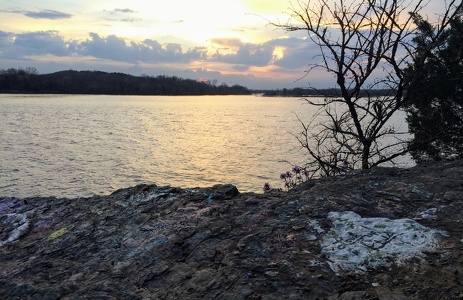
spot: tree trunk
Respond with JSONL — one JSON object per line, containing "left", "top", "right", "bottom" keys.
{"left": 362, "top": 140, "right": 372, "bottom": 169}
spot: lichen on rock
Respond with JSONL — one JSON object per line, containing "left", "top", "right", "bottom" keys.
{"left": 320, "top": 211, "right": 447, "bottom": 274}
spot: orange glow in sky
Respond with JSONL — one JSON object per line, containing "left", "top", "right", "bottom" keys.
{"left": 0, "top": 0, "right": 453, "bottom": 89}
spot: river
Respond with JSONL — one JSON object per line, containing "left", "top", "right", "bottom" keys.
{"left": 0, "top": 94, "right": 413, "bottom": 198}
{"left": 1, "top": 94, "right": 321, "bottom": 197}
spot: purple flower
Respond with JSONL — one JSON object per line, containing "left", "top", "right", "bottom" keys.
{"left": 286, "top": 171, "right": 292, "bottom": 178}
{"left": 280, "top": 173, "right": 287, "bottom": 180}
{"left": 292, "top": 166, "right": 301, "bottom": 174}
{"left": 263, "top": 182, "right": 271, "bottom": 192}
{"left": 303, "top": 169, "right": 309, "bottom": 178}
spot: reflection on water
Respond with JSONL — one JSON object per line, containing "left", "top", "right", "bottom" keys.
{"left": 0, "top": 94, "right": 413, "bottom": 198}
{"left": 0, "top": 94, "right": 314, "bottom": 197}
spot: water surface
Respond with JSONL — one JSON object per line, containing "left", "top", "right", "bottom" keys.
{"left": 1, "top": 94, "right": 315, "bottom": 197}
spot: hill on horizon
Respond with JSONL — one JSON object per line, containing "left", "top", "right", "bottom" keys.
{"left": 0, "top": 69, "right": 251, "bottom": 96}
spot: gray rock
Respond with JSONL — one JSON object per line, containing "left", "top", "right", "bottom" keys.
{"left": 1, "top": 160, "right": 463, "bottom": 299}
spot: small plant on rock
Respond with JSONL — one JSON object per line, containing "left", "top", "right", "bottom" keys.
{"left": 280, "top": 166, "right": 310, "bottom": 190}
{"left": 262, "top": 182, "right": 271, "bottom": 192}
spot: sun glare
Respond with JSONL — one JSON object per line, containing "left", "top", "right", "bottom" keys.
{"left": 272, "top": 46, "right": 285, "bottom": 61}
{"left": 240, "top": 0, "right": 288, "bottom": 14}
{"left": 115, "top": 0, "right": 264, "bottom": 44}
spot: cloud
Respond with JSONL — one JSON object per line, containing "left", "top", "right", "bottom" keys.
{"left": 0, "top": 29, "right": 316, "bottom": 70}
{"left": 114, "top": 8, "right": 137, "bottom": 14}
{"left": 232, "top": 65, "right": 250, "bottom": 71}
{"left": 0, "top": 31, "right": 14, "bottom": 43}
{"left": 207, "top": 37, "right": 318, "bottom": 72}
{"left": 268, "top": 37, "right": 316, "bottom": 69}
{"left": 121, "top": 18, "right": 138, "bottom": 23}
{"left": 102, "top": 8, "right": 140, "bottom": 22}
{"left": 210, "top": 38, "right": 244, "bottom": 50}
{"left": 210, "top": 38, "right": 274, "bottom": 68}
{"left": 0, "top": 30, "right": 69, "bottom": 59}
{"left": 0, "top": 31, "right": 208, "bottom": 64}
{"left": 13, "top": 31, "right": 68, "bottom": 54}
{"left": 77, "top": 33, "right": 207, "bottom": 64}
{"left": 17, "top": 9, "right": 72, "bottom": 20}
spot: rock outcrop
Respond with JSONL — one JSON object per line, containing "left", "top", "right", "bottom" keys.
{"left": 1, "top": 160, "right": 463, "bottom": 299}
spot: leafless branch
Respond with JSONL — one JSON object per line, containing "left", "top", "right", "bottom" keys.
{"left": 270, "top": 0, "right": 461, "bottom": 175}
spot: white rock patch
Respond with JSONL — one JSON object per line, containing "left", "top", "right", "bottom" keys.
{"left": 320, "top": 211, "right": 447, "bottom": 274}
{"left": 0, "top": 213, "right": 30, "bottom": 247}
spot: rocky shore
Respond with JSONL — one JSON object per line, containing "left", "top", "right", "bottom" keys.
{"left": 1, "top": 160, "right": 463, "bottom": 299}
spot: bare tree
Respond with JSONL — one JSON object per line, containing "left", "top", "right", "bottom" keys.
{"left": 273, "top": 0, "right": 462, "bottom": 175}
{"left": 25, "top": 67, "right": 38, "bottom": 76}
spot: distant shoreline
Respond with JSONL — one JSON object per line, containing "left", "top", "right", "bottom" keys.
{"left": 0, "top": 69, "right": 251, "bottom": 96}
{"left": 1, "top": 68, "right": 397, "bottom": 97}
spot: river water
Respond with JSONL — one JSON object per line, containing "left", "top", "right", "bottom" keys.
{"left": 1, "top": 94, "right": 322, "bottom": 198}
{"left": 0, "top": 94, "right": 413, "bottom": 198}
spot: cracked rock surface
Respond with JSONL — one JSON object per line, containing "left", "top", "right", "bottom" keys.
{"left": 1, "top": 160, "right": 463, "bottom": 299}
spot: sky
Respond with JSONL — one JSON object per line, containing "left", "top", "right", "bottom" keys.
{"left": 0, "top": 0, "right": 453, "bottom": 89}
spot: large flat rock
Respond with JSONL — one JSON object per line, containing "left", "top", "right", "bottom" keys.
{"left": 1, "top": 160, "right": 463, "bottom": 299}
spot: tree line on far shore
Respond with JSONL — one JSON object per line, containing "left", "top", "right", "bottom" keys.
{"left": 0, "top": 69, "right": 251, "bottom": 95}
{"left": 261, "top": 87, "right": 394, "bottom": 97}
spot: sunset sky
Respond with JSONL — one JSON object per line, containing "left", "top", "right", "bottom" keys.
{"left": 0, "top": 0, "right": 450, "bottom": 89}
